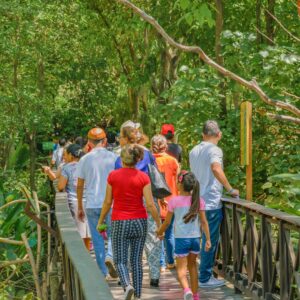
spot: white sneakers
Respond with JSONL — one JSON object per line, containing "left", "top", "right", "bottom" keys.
{"left": 124, "top": 284, "right": 134, "bottom": 300}
{"left": 199, "top": 276, "right": 225, "bottom": 288}
{"left": 183, "top": 290, "right": 193, "bottom": 300}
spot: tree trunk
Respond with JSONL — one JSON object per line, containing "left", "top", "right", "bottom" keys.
{"left": 215, "top": 0, "right": 227, "bottom": 118}
{"left": 256, "top": 0, "right": 263, "bottom": 44}
{"left": 128, "top": 87, "right": 139, "bottom": 120}
{"left": 265, "top": 0, "right": 276, "bottom": 44}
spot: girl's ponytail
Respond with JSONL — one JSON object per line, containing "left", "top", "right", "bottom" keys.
{"left": 182, "top": 174, "right": 200, "bottom": 224}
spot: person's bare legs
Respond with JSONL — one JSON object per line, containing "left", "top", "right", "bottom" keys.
{"left": 176, "top": 256, "right": 189, "bottom": 289}
{"left": 187, "top": 253, "right": 198, "bottom": 294}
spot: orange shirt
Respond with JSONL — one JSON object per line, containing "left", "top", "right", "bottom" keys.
{"left": 153, "top": 152, "right": 179, "bottom": 219}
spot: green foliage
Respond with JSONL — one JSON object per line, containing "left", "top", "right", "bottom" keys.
{"left": 0, "top": 0, "right": 299, "bottom": 295}
{"left": 176, "top": 0, "right": 215, "bottom": 28}
{"left": 7, "top": 143, "right": 30, "bottom": 170}
{"left": 263, "top": 173, "right": 300, "bottom": 215}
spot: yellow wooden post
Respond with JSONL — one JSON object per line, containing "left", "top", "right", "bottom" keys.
{"left": 240, "top": 101, "right": 253, "bottom": 200}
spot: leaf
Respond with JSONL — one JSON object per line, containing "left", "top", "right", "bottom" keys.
{"left": 179, "top": 0, "right": 190, "bottom": 10}
{"left": 262, "top": 182, "right": 272, "bottom": 189}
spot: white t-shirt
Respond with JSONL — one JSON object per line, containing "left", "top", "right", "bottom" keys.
{"left": 189, "top": 141, "right": 223, "bottom": 210}
{"left": 76, "top": 147, "right": 116, "bottom": 209}
{"left": 52, "top": 146, "right": 64, "bottom": 168}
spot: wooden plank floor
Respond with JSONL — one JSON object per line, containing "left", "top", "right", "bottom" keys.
{"left": 106, "top": 260, "right": 246, "bottom": 300}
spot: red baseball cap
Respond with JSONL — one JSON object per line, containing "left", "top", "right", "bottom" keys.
{"left": 88, "top": 128, "right": 106, "bottom": 140}
{"left": 161, "top": 124, "right": 175, "bottom": 135}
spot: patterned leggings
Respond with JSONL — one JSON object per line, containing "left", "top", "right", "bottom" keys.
{"left": 111, "top": 218, "right": 147, "bottom": 298}
{"left": 144, "top": 199, "right": 162, "bottom": 280}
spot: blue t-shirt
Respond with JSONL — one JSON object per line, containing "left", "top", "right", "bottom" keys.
{"left": 61, "top": 162, "right": 85, "bottom": 202}
{"left": 114, "top": 148, "right": 155, "bottom": 174}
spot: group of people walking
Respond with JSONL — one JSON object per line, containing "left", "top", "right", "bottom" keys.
{"left": 49, "top": 120, "right": 239, "bottom": 300}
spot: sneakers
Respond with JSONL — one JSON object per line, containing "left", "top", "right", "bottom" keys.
{"left": 150, "top": 278, "right": 159, "bottom": 287}
{"left": 183, "top": 290, "right": 193, "bottom": 300}
{"left": 199, "top": 276, "right": 225, "bottom": 288}
{"left": 167, "top": 263, "right": 176, "bottom": 269}
{"left": 124, "top": 284, "right": 134, "bottom": 300}
{"left": 105, "top": 274, "right": 114, "bottom": 281}
{"left": 105, "top": 257, "right": 118, "bottom": 279}
{"left": 193, "top": 293, "right": 199, "bottom": 300}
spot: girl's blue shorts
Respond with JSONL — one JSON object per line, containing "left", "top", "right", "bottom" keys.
{"left": 174, "top": 237, "right": 200, "bottom": 257}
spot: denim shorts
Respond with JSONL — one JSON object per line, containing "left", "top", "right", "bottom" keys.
{"left": 174, "top": 237, "right": 200, "bottom": 257}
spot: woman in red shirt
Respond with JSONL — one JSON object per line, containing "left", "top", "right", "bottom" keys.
{"left": 98, "top": 144, "right": 161, "bottom": 300}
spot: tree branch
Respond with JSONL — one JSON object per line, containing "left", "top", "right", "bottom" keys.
{"left": 115, "top": 0, "right": 300, "bottom": 124}
{"left": 0, "top": 237, "right": 24, "bottom": 246}
{"left": 95, "top": 7, "right": 130, "bottom": 77}
{"left": 265, "top": 9, "right": 300, "bottom": 43}
{"left": 0, "top": 258, "right": 29, "bottom": 269}
{"left": 254, "top": 26, "right": 275, "bottom": 45}
{"left": 257, "top": 110, "right": 300, "bottom": 125}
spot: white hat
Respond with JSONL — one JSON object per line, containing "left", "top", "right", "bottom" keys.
{"left": 120, "top": 120, "right": 141, "bottom": 130}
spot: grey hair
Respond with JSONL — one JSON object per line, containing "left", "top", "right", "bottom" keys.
{"left": 202, "top": 120, "right": 221, "bottom": 137}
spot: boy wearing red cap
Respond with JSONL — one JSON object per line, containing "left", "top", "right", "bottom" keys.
{"left": 161, "top": 124, "right": 183, "bottom": 163}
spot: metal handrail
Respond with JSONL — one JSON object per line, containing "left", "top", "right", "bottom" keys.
{"left": 55, "top": 192, "right": 114, "bottom": 300}
{"left": 217, "top": 197, "right": 300, "bottom": 300}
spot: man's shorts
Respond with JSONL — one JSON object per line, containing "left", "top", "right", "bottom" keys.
{"left": 174, "top": 237, "right": 200, "bottom": 257}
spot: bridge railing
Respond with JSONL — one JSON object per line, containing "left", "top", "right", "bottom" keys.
{"left": 55, "top": 192, "right": 114, "bottom": 300}
{"left": 217, "top": 197, "right": 300, "bottom": 300}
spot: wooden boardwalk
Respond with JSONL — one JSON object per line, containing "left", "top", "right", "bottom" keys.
{"left": 106, "top": 260, "right": 246, "bottom": 300}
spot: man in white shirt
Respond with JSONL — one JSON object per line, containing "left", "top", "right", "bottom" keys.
{"left": 189, "top": 120, "right": 239, "bottom": 288}
{"left": 77, "top": 128, "right": 117, "bottom": 279}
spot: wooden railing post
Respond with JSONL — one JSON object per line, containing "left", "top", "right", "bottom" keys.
{"left": 218, "top": 197, "right": 300, "bottom": 299}
{"left": 279, "top": 222, "right": 291, "bottom": 300}
{"left": 246, "top": 210, "right": 256, "bottom": 283}
{"left": 261, "top": 216, "right": 273, "bottom": 296}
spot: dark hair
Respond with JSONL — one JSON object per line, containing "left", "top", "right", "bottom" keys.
{"left": 59, "top": 138, "right": 66, "bottom": 147}
{"left": 75, "top": 136, "right": 88, "bottom": 148}
{"left": 106, "top": 131, "right": 116, "bottom": 144}
{"left": 121, "top": 144, "right": 144, "bottom": 166}
{"left": 66, "top": 144, "right": 84, "bottom": 159}
{"left": 164, "top": 130, "right": 174, "bottom": 140}
{"left": 180, "top": 172, "right": 200, "bottom": 224}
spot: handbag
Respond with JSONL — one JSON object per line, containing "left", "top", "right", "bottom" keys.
{"left": 147, "top": 152, "right": 172, "bottom": 199}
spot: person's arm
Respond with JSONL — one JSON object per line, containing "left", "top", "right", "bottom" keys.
{"left": 157, "top": 211, "right": 173, "bottom": 236}
{"left": 97, "top": 184, "right": 113, "bottom": 226}
{"left": 199, "top": 211, "right": 211, "bottom": 251}
{"left": 77, "top": 178, "right": 85, "bottom": 221}
{"left": 57, "top": 176, "right": 68, "bottom": 191}
{"left": 143, "top": 184, "right": 161, "bottom": 228}
{"left": 211, "top": 162, "right": 239, "bottom": 197}
{"left": 55, "top": 166, "right": 62, "bottom": 179}
{"left": 42, "top": 166, "right": 57, "bottom": 181}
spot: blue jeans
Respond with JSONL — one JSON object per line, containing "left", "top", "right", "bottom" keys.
{"left": 86, "top": 208, "right": 113, "bottom": 276}
{"left": 160, "top": 216, "right": 175, "bottom": 266}
{"left": 199, "top": 208, "right": 223, "bottom": 283}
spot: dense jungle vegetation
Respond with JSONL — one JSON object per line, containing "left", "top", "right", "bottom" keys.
{"left": 0, "top": 0, "right": 299, "bottom": 298}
